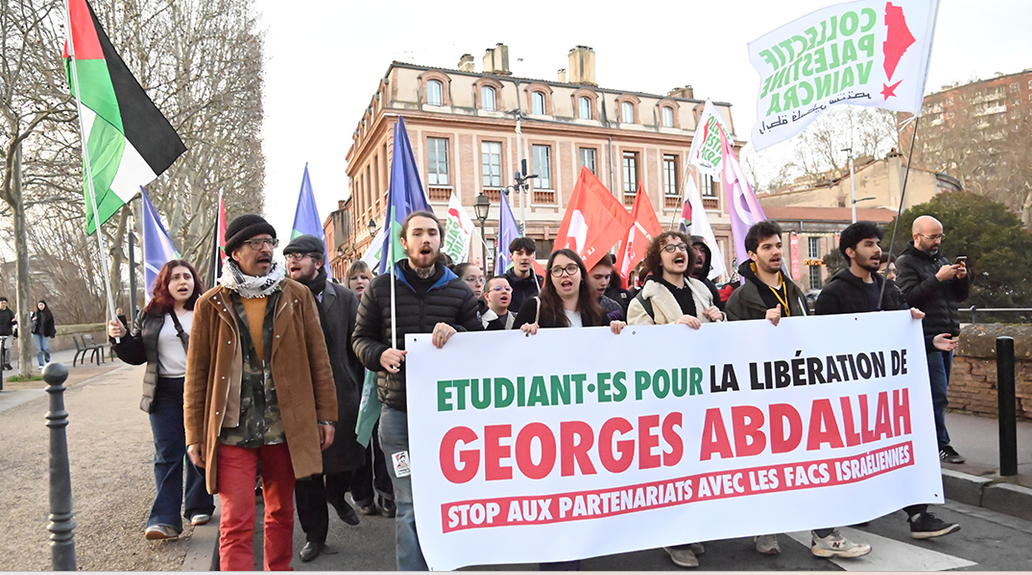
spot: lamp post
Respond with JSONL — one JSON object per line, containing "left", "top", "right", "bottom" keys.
{"left": 474, "top": 192, "right": 491, "bottom": 271}
{"left": 852, "top": 196, "right": 877, "bottom": 222}
{"left": 367, "top": 218, "right": 377, "bottom": 237}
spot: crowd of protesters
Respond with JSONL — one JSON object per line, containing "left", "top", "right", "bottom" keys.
{"left": 92, "top": 209, "right": 967, "bottom": 571}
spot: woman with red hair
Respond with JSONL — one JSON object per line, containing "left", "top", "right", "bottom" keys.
{"left": 108, "top": 260, "right": 215, "bottom": 540}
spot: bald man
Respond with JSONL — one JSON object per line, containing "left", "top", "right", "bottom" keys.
{"left": 895, "top": 215, "right": 970, "bottom": 464}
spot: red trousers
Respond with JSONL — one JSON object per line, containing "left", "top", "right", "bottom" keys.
{"left": 217, "top": 443, "right": 295, "bottom": 571}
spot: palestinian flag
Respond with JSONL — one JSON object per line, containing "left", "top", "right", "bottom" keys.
{"left": 64, "top": 0, "right": 185, "bottom": 234}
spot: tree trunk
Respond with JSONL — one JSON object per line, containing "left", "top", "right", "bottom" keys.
{"left": 12, "top": 142, "right": 35, "bottom": 377}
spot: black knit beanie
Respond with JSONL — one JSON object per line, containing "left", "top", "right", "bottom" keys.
{"left": 225, "top": 214, "right": 277, "bottom": 255}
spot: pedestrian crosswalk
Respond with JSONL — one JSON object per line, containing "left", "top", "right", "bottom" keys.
{"left": 784, "top": 527, "right": 977, "bottom": 571}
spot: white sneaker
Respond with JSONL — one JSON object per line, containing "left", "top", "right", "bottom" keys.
{"left": 811, "top": 529, "right": 872, "bottom": 558}
{"left": 190, "top": 513, "right": 211, "bottom": 526}
{"left": 144, "top": 524, "right": 179, "bottom": 540}
{"left": 663, "top": 544, "right": 699, "bottom": 568}
{"left": 754, "top": 534, "right": 781, "bottom": 555}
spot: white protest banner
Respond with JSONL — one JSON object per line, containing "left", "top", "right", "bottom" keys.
{"left": 406, "top": 311, "right": 942, "bottom": 570}
{"left": 443, "top": 192, "right": 475, "bottom": 264}
{"left": 687, "top": 99, "right": 733, "bottom": 179}
{"left": 748, "top": 0, "right": 939, "bottom": 150}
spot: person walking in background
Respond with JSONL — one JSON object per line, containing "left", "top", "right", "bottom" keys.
{"left": 184, "top": 214, "right": 338, "bottom": 571}
{"left": 352, "top": 211, "right": 483, "bottom": 570}
{"left": 107, "top": 260, "right": 215, "bottom": 541}
{"left": 30, "top": 299, "right": 56, "bottom": 368}
{"left": 344, "top": 260, "right": 396, "bottom": 520}
{"left": 689, "top": 236, "right": 725, "bottom": 311}
{"left": 585, "top": 254, "right": 626, "bottom": 322}
{"left": 895, "top": 215, "right": 970, "bottom": 464}
{"left": 284, "top": 235, "right": 367, "bottom": 562}
{"left": 0, "top": 297, "right": 15, "bottom": 370}
{"left": 502, "top": 237, "right": 543, "bottom": 312}
{"left": 453, "top": 262, "right": 487, "bottom": 316}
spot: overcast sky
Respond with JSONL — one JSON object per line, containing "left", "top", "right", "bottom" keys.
{"left": 254, "top": 0, "right": 1032, "bottom": 241}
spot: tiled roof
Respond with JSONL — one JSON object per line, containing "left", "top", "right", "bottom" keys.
{"left": 763, "top": 206, "right": 896, "bottom": 224}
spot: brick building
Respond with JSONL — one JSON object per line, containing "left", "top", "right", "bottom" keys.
{"left": 331, "top": 45, "right": 743, "bottom": 280}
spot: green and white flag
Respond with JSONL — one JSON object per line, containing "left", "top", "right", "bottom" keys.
{"left": 64, "top": 0, "right": 186, "bottom": 234}
{"left": 748, "top": 0, "right": 939, "bottom": 150}
{"left": 442, "top": 192, "right": 475, "bottom": 264}
{"left": 687, "top": 99, "right": 733, "bottom": 180}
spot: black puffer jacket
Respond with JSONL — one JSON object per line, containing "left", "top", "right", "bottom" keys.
{"left": 895, "top": 242, "right": 969, "bottom": 337}
{"left": 352, "top": 261, "right": 483, "bottom": 411}
{"left": 503, "top": 269, "right": 543, "bottom": 314}
{"left": 725, "top": 260, "right": 807, "bottom": 321}
{"left": 815, "top": 269, "right": 907, "bottom": 315}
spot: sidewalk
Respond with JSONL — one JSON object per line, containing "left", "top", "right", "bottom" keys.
{"left": 937, "top": 411, "right": 1032, "bottom": 521}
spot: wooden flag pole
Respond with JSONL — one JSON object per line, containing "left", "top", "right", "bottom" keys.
{"left": 65, "top": 0, "right": 119, "bottom": 341}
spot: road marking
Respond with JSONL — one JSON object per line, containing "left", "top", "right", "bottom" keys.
{"left": 785, "top": 527, "right": 977, "bottom": 571}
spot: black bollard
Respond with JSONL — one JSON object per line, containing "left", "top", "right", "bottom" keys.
{"left": 44, "top": 363, "right": 76, "bottom": 571}
{"left": 996, "top": 337, "right": 1017, "bottom": 477}
{"left": 1, "top": 336, "right": 5, "bottom": 391}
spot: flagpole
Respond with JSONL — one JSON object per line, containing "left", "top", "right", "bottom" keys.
{"left": 66, "top": 1, "right": 119, "bottom": 340}
{"left": 388, "top": 207, "right": 397, "bottom": 350}
{"left": 877, "top": 115, "right": 921, "bottom": 310}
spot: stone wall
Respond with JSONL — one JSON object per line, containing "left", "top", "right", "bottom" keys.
{"left": 950, "top": 324, "right": 1032, "bottom": 421}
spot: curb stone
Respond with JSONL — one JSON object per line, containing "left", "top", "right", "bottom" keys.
{"left": 941, "top": 468, "right": 1032, "bottom": 521}
{"left": 182, "top": 499, "right": 221, "bottom": 571}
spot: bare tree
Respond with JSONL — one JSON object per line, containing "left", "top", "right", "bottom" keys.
{"left": 0, "top": 0, "right": 77, "bottom": 376}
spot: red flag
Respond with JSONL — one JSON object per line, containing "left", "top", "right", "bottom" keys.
{"left": 217, "top": 190, "right": 227, "bottom": 264}
{"left": 614, "top": 182, "right": 663, "bottom": 288}
{"left": 554, "top": 167, "right": 634, "bottom": 271}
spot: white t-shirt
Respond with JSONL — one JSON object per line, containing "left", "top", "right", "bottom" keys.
{"left": 157, "top": 310, "right": 192, "bottom": 377}
{"left": 564, "top": 309, "right": 583, "bottom": 328}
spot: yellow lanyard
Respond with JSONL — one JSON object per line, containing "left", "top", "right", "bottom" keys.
{"left": 768, "top": 279, "right": 791, "bottom": 317}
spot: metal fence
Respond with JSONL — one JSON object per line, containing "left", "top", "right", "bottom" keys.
{"left": 959, "top": 307, "right": 1032, "bottom": 324}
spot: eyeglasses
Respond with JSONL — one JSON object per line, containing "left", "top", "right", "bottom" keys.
{"left": 285, "top": 252, "right": 317, "bottom": 262}
{"left": 242, "top": 238, "right": 279, "bottom": 249}
{"left": 490, "top": 285, "right": 513, "bottom": 293}
{"left": 916, "top": 233, "right": 945, "bottom": 241}
{"left": 549, "top": 263, "right": 580, "bottom": 277}
{"left": 662, "top": 243, "right": 690, "bottom": 253}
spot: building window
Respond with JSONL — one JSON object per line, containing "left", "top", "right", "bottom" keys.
{"left": 701, "top": 174, "right": 715, "bottom": 197}
{"left": 481, "top": 141, "right": 502, "bottom": 188}
{"left": 947, "top": 111, "right": 954, "bottom": 119}
{"left": 427, "top": 80, "right": 443, "bottom": 106}
{"left": 578, "top": 96, "right": 592, "bottom": 120}
{"left": 946, "top": 97, "right": 954, "bottom": 105}
{"left": 532, "top": 91, "right": 546, "bottom": 115}
{"left": 622, "top": 101, "right": 635, "bottom": 123}
{"left": 809, "top": 265, "right": 822, "bottom": 289}
{"left": 663, "top": 154, "right": 678, "bottom": 196}
{"left": 427, "top": 137, "right": 449, "bottom": 185}
{"left": 481, "top": 86, "right": 496, "bottom": 111}
{"left": 662, "top": 107, "right": 675, "bottom": 128}
{"left": 579, "top": 147, "right": 597, "bottom": 175}
{"left": 1010, "top": 83, "right": 1019, "bottom": 93}
{"left": 532, "top": 144, "right": 552, "bottom": 189}
{"left": 808, "top": 236, "right": 820, "bottom": 258}
{"left": 622, "top": 151, "right": 639, "bottom": 195}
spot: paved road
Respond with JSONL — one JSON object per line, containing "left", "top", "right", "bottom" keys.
{"left": 263, "top": 495, "right": 1032, "bottom": 571}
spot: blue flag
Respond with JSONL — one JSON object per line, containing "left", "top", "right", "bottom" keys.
{"left": 291, "top": 164, "right": 325, "bottom": 256}
{"left": 140, "top": 186, "right": 179, "bottom": 301}
{"left": 495, "top": 190, "right": 520, "bottom": 276}
{"left": 378, "top": 116, "right": 431, "bottom": 274}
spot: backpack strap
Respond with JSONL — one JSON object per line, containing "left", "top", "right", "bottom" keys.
{"left": 634, "top": 291, "right": 655, "bottom": 321}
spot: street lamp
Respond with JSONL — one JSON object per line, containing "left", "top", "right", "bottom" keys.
{"left": 474, "top": 192, "right": 491, "bottom": 270}
{"left": 367, "top": 218, "right": 377, "bottom": 237}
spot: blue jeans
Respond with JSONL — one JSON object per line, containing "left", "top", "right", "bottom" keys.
{"left": 32, "top": 334, "right": 50, "bottom": 367}
{"left": 148, "top": 377, "right": 214, "bottom": 531}
{"left": 927, "top": 350, "right": 953, "bottom": 448}
{"left": 379, "top": 404, "right": 427, "bottom": 571}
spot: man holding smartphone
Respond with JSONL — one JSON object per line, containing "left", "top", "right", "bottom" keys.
{"left": 895, "top": 215, "right": 971, "bottom": 464}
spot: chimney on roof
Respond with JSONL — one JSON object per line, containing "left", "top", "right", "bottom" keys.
{"left": 567, "top": 46, "right": 596, "bottom": 86}
{"left": 458, "top": 54, "right": 475, "bottom": 72}
{"left": 557, "top": 68, "right": 567, "bottom": 83}
{"left": 667, "top": 85, "right": 694, "bottom": 99}
{"left": 482, "top": 43, "right": 511, "bottom": 76}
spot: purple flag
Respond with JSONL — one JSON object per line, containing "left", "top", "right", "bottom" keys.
{"left": 720, "top": 131, "right": 766, "bottom": 273}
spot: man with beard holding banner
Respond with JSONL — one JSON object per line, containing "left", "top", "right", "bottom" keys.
{"left": 816, "top": 221, "right": 961, "bottom": 540}
{"left": 353, "top": 211, "right": 483, "bottom": 570}
{"left": 725, "top": 220, "right": 871, "bottom": 558}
